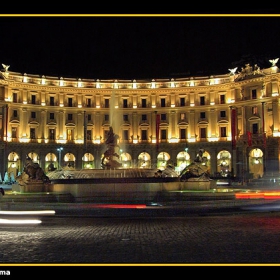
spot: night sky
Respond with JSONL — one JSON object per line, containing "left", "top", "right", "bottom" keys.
{"left": 1, "top": 13, "right": 280, "bottom": 80}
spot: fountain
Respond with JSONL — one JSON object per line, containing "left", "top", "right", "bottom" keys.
{"left": 14, "top": 93, "right": 215, "bottom": 200}
{"left": 42, "top": 144, "right": 215, "bottom": 202}
{"left": 46, "top": 125, "right": 161, "bottom": 180}
{"left": 14, "top": 131, "right": 216, "bottom": 201}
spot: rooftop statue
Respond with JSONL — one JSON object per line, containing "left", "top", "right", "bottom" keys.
{"left": 269, "top": 58, "right": 279, "bottom": 67}
{"left": 1, "top": 63, "right": 10, "bottom": 72}
{"left": 0, "top": 63, "right": 10, "bottom": 80}
{"left": 228, "top": 67, "right": 238, "bottom": 75}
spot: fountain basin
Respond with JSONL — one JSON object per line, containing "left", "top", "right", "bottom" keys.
{"left": 48, "top": 177, "right": 180, "bottom": 202}
{"left": 13, "top": 168, "right": 216, "bottom": 202}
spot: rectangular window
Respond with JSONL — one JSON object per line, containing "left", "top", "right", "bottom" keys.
{"left": 104, "top": 114, "right": 109, "bottom": 121}
{"left": 123, "top": 114, "right": 129, "bottom": 121}
{"left": 68, "top": 98, "right": 73, "bottom": 107}
{"left": 180, "top": 97, "right": 185, "bottom": 106}
{"left": 252, "top": 123, "right": 258, "bottom": 134}
{"left": 180, "top": 128, "right": 186, "bottom": 139}
{"left": 50, "top": 113, "right": 54, "bottom": 119}
{"left": 142, "top": 114, "right": 147, "bottom": 121}
{"left": 141, "top": 99, "right": 147, "bottom": 108}
{"left": 220, "top": 127, "right": 227, "bottom": 137}
{"left": 105, "top": 99, "right": 109, "bottom": 108}
{"left": 13, "top": 110, "right": 17, "bottom": 117}
{"left": 200, "top": 96, "right": 205, "bottom": 105}
{"left": 68, "top": 114, "right": 73, "bottom": 121}
{"left": 161, "top": 129, "right": 167, "bottom": 140}
{"left": 180, "top": 113, "right": 186, "bottom": 120}
{"left": 161, "top": 114, "right": 166, "bottom": 121}
{"left": 252, "top": 106, "right": 258, "bottom": 115}
{"left": 141, "top": 130, "right": 147, "bottom": 141}
{"left": 31, "top": 95, "right": 36, "bottom": 105}
{"left": 200, "top": 127, "right": 207, "bottom": 139}
{"left": 30, "top": 128, "right": 36, "bottom": 139}
{"left": 87, "top": 114, "right": 91, "bottom": 121}
{"left": 200, "top": 112, "right": 206, "bottom": 119}
{"left": 123, "top": 130, "right": 129, "bottom": 141}
{"left": 86, "top": 98, "right": 91, "bottom": 107}
{"left": 49, "top": 129, "right": 55, "bottom": 140}
{"left": 50, "top": 96, "right": 55, "bottom": 106}
{"left": 252, "top": 89, "right": 257, "bottom": 99}
{"left": 220, "top": 94, "right": 225, "bottom": 104}
{"left": 12, "top": 127, "right": 17, "bottom": 138}
{"left": 67, "top": 129, "right": 72, "bottom": 140}
{"left": 220, "top": 111, "right": 226, "bottom": 118}
{"left": 31, "top": 112, "right": 36, "bottom": 119}
{"left": 123, "top": 99, "right": 128, "bottom": 108}
{"left": 13, "top": 92, "right": 17, "bottom": 103}
{"left": 161, "top": 98, "right": 166, "bottom": 107}
{"left": 86, "top": 130, "right": 92, "bottom": 140}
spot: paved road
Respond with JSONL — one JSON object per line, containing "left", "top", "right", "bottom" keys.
{"left": 2, "top": 184, "right": 280, "bottom": 267}
{"left": 1, "top": 209, "right": 280, "bottom": 265}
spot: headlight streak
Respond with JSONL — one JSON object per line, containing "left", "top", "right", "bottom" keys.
{"left": 0, "top": 210, "right": 55, "bottom": 215}
{"left": 0, "top": 210, "right": 55, "bottom": 225}
{"left": 0, "top": 218, "right": 42, "bottom": 224}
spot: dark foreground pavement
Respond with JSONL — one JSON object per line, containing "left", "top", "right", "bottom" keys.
{"left": 1, "top": 210, "right": 280, "bottom": 265}
{"left": 1, "top": 189, "right": 280, "bottom": 267}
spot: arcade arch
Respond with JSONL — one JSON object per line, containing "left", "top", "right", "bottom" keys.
{"left": 138, "top": 152, "right": 151, "bottom": 168}
{"left": 249, "top": 148, "right": 264, "bottom": 179}
{"left": 82, "top": 152, "right": 95, "bottom": 169}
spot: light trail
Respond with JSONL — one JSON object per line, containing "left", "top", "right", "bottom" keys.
{"left": 0, "top": 218, "right": 42, "bottom": 224}
{"left": 0, "top": 210, "right": 55, "bottom": 215}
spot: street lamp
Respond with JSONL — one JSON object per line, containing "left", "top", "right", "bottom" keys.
{"left": 57, "top": 147, "right": 63, "bottom": 170}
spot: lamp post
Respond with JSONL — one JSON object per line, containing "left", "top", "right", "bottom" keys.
{"left": 57, "top": 147, "right": 63, "bottom": 170}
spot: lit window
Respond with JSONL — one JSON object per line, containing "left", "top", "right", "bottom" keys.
{"left": 252, "top": 106, "right": 258, "bottom": 115}
{"left": 180, "top": 113, "right": 186, "bottom": 120}
{"left": 220, "top": 127, "right": 227, "bottom": 137}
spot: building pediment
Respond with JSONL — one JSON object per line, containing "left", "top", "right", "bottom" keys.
{"left": 65, "top": 122, "right": 75, "bottom": 127}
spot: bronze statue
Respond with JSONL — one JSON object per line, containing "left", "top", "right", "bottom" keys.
{"left": 180, "top": 148, "right": 210, "bottom": 181}
{"left": 101, "top": 127, "right": 122, "bottom": 169}
{"left": 16, "top": 155, "right": 50, "bottom": 186}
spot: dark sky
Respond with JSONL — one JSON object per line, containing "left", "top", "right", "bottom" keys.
{"left": 1, "top": 14, "right": 280, "bottom": 80}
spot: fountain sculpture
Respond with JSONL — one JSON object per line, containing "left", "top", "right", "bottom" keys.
{"left": 101, "top": 126, "right": 122, "bottom": 169}
{"left": 179, "top": 148, "right": 215, "bottom": 190}
{"left": 15, "top": 155, "right": 51, "bottom": 192}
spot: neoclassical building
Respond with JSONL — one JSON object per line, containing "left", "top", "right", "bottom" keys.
{"left": 0, "top": 60, "right": 279, "bottom": 183}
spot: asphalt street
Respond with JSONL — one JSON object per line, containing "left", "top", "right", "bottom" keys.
{"left": 1, "top": 211, "right": 280, "bottom": 266}
{"left": 1, "top": 197, "right": 280, "bottom": 266}
{"left": 1, "top": 184, "right": 280, "bottom": 267}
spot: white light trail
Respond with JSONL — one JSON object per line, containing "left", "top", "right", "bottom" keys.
{"left": 0, "top": 218, "right": 42, "bottom": 224}
{"left": 0, "top": 210, "right": 55, "bottom": 215}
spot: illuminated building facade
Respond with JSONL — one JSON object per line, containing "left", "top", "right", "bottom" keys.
{"left": 0, "top": 61, "right": 279, "bottom": 182}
